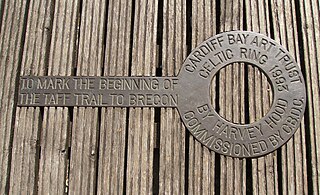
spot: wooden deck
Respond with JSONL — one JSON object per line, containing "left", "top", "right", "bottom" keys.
{"left": 0, "top": 0, "right": 319, "bottom": 194}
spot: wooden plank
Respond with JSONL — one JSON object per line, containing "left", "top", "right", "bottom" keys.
{"left": 244, "top": 0, "right": 278, "bottom": 194}
{"left": 218, "top": 0, "right": 246, "bottom": 194}
{"left": 69, "top": 108, "right": 99, "bottom": 194}
{"left": 126, "top": 0, "right": 158, "bottom": 194}
{"left": 1, "top": 0, "right": 319, "bottom": 194}
{"left": 8, "top": 0, "right": 53, "bottom": 194}
{"left": 299, "top": 0, "right": 320, "bottom": 193}
{"left": 39, "top": 107, "right": 70, "bottom": 194}
{"left": 9, "top": 108, "right": 40, "bottom": 194}
{"left": 97, "top": 0, "right": 132, "bottom": 194}
{"left": 0, "top": 0, "right": 4, "bottom": 33}
{"left": 160, "top": 0, "right": 186, "bottom": 194}
{"left": 248, "top": 65, "right": 276, "bottom": 194}
{"left": 189, "top": 0, "right": 216, "bottom": 194}
{"left": 0, "top": 0, "right": 29, "bottom": 193}
{"left": 270, "top": 0, "right": 308, "bottom": 194}
{"left": 68, "top": 0, "right": 106, "bottom": 194}
{"left": 37, "top": 0, "right": 79, "bottom": 194}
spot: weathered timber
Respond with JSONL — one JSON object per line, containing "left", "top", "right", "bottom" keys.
{"left": 159, "top": 0, "right": 186, "bottom": 194}
{"left": 97, "top": 0, "right": 132, "bottom": 194}
{"left": 0, "top": 0, "right": 319, "bottom": 194}
{"left": 188, "top": 0, "right": 217, "bottom": 194}
{"left": 245, "top": 0, "right": 278, "bottom": 194}
{"left": 68, "top": 0, "right": 106, "bottom": 194}
{"left": 9, "top": 0, "right": 53, "bottom": 194}
{"left": 0, "top": 0, "right": 29, "bottom": 194}
{"left": 271, "top": 0, "right": 308, "bottom": 194}
{"left": 299, "top": 0, "right": 320, "bottom": 193}
{"left": 37, "top": 0, "right": 79, "bottom": 194}
{"left": 126, "top": 0, "right": 158, "bottom": 194}
{"left": 218, "top": 0, "right": 246, "bottom": 194}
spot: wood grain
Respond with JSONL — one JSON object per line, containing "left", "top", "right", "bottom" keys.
{"left": 126, "top": 0, "right": 158, "bottom": 194}
{"left": 0, "top": 0, "right": 319, "bottom": 194}
{"left": 245, "top": 0, "right": 278, "bottom": 194}
{"left": 270, "top": 0, "right": 308, "bottom": 194}
{"left": 0, "top": 0, "right": 5, "bottom": 33}
{"left": 189, "top": 0, "right": 216, "bottom": 194}
{"left": 160, "top": 0, "right": 186, "bottom": 194}
{"left": 68, "top": 0, "right": 106, "bottom": 194}
{"left": 9, "top": 0, "right": 53, "bottom": 194}
{"left": 218, "top": 0, "right": 247, "bottom": 194}
{"left": 97, "top": 0, "right": 132, "bottom": 194}
{"left": 299, "top": 0, "right": 320, "bottom": 193}
{"left": 37, "top": 0, "right": 79, "bottom": 194}
{"left": 0, "top": 0, "right": 29, "bottom": 193}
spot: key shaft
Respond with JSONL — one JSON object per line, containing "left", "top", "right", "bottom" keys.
{"left": 16, "top": 31, "right": 307, "bottom": 158}
{"left": 18, "top": 76, "right": 179, "bottom": 107}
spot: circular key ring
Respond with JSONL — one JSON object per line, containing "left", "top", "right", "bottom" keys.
{"left": 176, "top": 31, "right": 306, "bottom": 158}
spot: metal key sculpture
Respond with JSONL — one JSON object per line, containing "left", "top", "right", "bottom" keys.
{"left": 18, "top": 31, "right": 306, "bottom": 158}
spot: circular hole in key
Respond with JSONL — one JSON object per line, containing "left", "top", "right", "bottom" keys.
{"left": 210, "top": 62, "right": 273, "bottom": 125}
